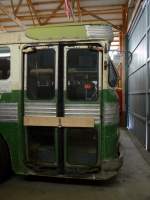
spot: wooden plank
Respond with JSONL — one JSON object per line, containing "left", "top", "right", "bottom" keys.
{"left": 61, "top": 117, "right": 95, "bottom": 128}
{"left": 24, "top": 116, "right": 95, "bottom": 128}
{"left": 24, "top": 116, "right": 59, "bottom": 126}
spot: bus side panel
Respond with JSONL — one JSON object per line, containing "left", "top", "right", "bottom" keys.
{"left": 0, "top": 90, "right": 26, "bottom": 174}
{"left": 0, "top": 45, "right": 27, "bottom": 174}
{"left": 100, "top": 89, "right": 122, "bottom": 172}
{"left": 101, "top": 89, "right": 119, "bottom": 160}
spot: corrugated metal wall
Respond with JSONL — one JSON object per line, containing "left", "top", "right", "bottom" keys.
{"left": 127, "top": 0, "right": 150, "bottom": 150}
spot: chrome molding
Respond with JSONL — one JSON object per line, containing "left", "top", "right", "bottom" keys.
{"left": 103, "top": 103, "right": 119, "bottom": 125}
{"left": 85, "top": 25, "right": 113, "bottom": 42}
{"left": 25, "top": 102, "right": 56, "bottom": 116}
{"left": 65, "top": 104, "right": 100, "bottom": 123}
{"left": 0, "top": 103, "right": 18, "bottom": 122}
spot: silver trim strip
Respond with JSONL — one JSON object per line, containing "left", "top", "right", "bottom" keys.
{"left": 25, "top": 102, "right": 56, "bottom": 116}
{"left": 64, "top": 104, "right": 100, "bottom": 123}
{"left": 0, "top": 103, "right": 18, "bottom": 122}
{"left": 103, "top": 103, "right": 119, "bottom": 125}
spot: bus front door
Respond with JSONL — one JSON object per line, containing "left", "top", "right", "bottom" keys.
{"left": 63, "top": 45, "right": 101, "bottom": 173}
{"left": 24, "top": 46, "right": 59, "bottom": 170}
{"left": 23, "top": 44, "right": 102, "bottom": 175}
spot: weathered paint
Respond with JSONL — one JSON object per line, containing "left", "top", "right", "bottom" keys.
{"left": 0, "top": 89, "right": 120, "bottom": 175}
{"left": 0, "top": 122, "right": 26, "bottom": 173}
{"left": 0, "top": 90, "right": 26, "bottom": 173}
{"left": 26, "top": 25, "right": 87, "bottom": 41}
{"left": 101, "top": 89, "right": 119, "bottom": 160}
{"left": 25, "top": 23, "right": 113, "bottom": 43}
{"left": 0, "top": 24, "right": 121, "bottom": 179}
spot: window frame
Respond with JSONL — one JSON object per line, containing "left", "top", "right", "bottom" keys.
{"left": 25, "top": 45, "right": 57, "bottom": 100}
{"left": 0, "top": 46, "right": 11, "bottom": 81}
{"left": 64, "top": 45, "right": 100, "bottom": 102}
{"left": 108, "top": 58, "right": 119, "bottom": 88}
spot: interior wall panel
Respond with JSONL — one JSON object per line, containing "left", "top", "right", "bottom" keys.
{"left": 127, "top": 0, "right": 150, "bottom": 151}
{"left": 128, "top": 7, "right": 146, "bottom": 52}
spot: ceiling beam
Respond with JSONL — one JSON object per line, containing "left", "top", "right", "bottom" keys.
{"left": 0, "top": 2, "right": 26, "bottom": 30}
{"left": 0, "top": 25, "right": 7, "bottom": 32}
{"left": 26, "top": 0, "right": 36, "bottom": 25}
{"left": 76, "top": 0, "right": 81, "bottom": 21}
{"left": 1, "top": 1, "right": 124, "bottom": 8}
{"left": 80, "top": 7, "right": 122, "bottom": 31}
{"left": 42, "top": 0, "right": 64, "bottom": 24}
{"left": 81, "top": 4, "right": 123, "bottom": 9}
{"left": 122, "top": 4, "right": 128, "bottom": 33}
{"left": 0, "top": 10, "right": 122, "bottom": 22}
{"left": 10, "top": 0, "right": 15, "bottom": 16}
{"left": 2, "top": 1, "right": 123, "bottom": 15}
{"left": 0, "top": 0, "right": 126, "bottom": 34}
{"left": 3, "top": 19, "right": 122, "bottom": 29}
{"left": 1, "top": 8, "right": 122, "bottom": 16}
{"left": 14, "top": 0, "right": 23, "bottom": 15}
{"left": 0, "top": 15, "right": 122, "bottom": 23}
{"left": 26, "top": 0, "right": 41, "bottom": 25}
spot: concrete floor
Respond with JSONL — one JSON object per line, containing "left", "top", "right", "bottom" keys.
{"left": 0, "top": 129, "right": 150, "bottom": 200}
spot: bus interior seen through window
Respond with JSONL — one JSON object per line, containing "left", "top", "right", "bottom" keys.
{"left": 67, "top": 48, "right": 99, "bottom": 101}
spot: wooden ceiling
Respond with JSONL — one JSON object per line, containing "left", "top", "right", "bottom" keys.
{"left": 0, "top": 0, "right": 130, "bottom": 49}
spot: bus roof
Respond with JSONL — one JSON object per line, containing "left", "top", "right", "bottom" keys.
{"left": 0, "top": 23, "right": 113, "bottom": 45}
{"left": 25, "top": 23, "right": 113, "bottom": 42}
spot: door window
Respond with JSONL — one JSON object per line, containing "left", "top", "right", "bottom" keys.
{"left": 67, "top": 128, "right": 98, "bottom": 166}
{"left": 27, "top": 48, "right": 55, "bottom": 100}
{"left": 27, "top": 127, "right": 56, "bottom": 164}
{"left": 66, "top": 48, "right": 99, "bottom": 101}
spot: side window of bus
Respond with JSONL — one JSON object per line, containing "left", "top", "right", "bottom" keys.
{"left": 0, "top": 47, "right": 10, "bottom": 80}
{"left": 108, "top": 59, "right": 118, "bottom": 88}
{"left": 67, "top": 48, "right": 99, "bottom": 101}
{"left": 27, "top": 48, "right": 55, "bottom": 100}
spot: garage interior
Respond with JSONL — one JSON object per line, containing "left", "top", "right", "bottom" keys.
{"left": 0, "top": 0, "right": 150, "bottom": 200}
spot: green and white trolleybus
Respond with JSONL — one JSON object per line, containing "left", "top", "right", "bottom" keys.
{"left": 0, "top": 23, "right": 122, "bottom": 181}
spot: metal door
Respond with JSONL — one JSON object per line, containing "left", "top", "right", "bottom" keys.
{"left": 63, "top": 45, "right": 102, "bottom": 171}
{"left": 23, "top": 44, "right": 102, "bottom": 173}
{"left": 23, "top": 45, "right": 59, "bottom": 168}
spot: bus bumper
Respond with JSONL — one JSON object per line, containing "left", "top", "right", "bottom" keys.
{"left": 23, "top": 145, "right": 123, "bottom": 181}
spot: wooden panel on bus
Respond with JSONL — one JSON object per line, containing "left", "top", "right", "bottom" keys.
{"left": 61, "top": 117, "right": 94, "bottom": 128}
{"left": 24, "top": 116, "right": 95, "bottom": 127}
{"left": 24, "top": 116, "right": 59, "bottom": 126}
